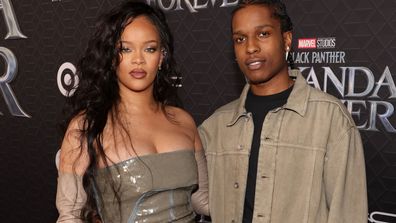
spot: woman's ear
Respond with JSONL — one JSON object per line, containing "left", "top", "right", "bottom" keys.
{"left": 159, "top": 48, "right": 166, "bottom": 70}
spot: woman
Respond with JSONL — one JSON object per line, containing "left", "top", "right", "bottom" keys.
{"left": 56, "top": 1, "right": 209, "bottom": 222}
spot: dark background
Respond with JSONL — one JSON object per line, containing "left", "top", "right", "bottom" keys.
{"left": 0, "top": 0, "right": 395, "bottom": 222}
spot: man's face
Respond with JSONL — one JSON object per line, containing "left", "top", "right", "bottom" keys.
{"left": 232, "top": 4, "right": 291, "bottom": 88}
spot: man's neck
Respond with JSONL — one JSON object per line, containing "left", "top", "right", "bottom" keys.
{"left": 250, "top": 70, "right": 294, "bottom": 96}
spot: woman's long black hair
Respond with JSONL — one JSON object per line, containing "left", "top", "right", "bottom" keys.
{"left": 62, "top": 1, "right": 180, "bottom": 221}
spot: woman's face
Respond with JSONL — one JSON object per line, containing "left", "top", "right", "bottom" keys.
{"left": 116, "top": 16, "right": 163, "bottom": 95}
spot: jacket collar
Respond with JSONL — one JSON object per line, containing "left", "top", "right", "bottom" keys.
{"left": 227, "top": 69, "right": 310, "bottom": 126}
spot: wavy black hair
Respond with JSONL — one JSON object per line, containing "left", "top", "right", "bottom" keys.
{"left": 62, "top": 1, "right": 180, "bottom": 221}
{"left": 232, "top": 0, "right": 295, "bottom": 68}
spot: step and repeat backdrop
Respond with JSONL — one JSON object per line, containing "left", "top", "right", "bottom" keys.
{"left": 0, "top": 0, "right": 395, "bottom": 222}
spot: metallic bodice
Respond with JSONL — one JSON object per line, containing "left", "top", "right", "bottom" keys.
{"left": 95, "top": 150, "right": 197, "bottom": 223}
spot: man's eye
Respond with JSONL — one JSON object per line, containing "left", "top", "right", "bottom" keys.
{"left": 234, "top": 37, "right": 245, "bottom": 43}
{"left": 258, "top": 32, "right": 269, "bottom": 38}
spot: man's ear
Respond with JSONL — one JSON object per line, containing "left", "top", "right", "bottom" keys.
{"left": 283, "top": 31, "right": 292, "bottom": 51}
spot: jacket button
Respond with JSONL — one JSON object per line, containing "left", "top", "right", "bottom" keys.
{"left": 237, "top": 144, "right": 243, "bottom": 150}
{"left": 234, "top": 182, "right": 239, "bottom": 188}
{"left": 231, "top": 220, "right": 235, "bottom": 223}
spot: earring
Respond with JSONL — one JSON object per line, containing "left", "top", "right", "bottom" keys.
{"left": 158, "top": 64, "right": 162, "bottom": 70}
{"left": 156, "top": 69, "right": 160, "bottom": 85}
{"left": 285, "top": 46, "right": 290, "bottom": 60}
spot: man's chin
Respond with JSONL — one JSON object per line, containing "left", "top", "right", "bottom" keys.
{"left": 247, "top": 78, "right": 270, "bottom": 85}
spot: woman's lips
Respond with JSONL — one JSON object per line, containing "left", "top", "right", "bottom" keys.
{"left": 129, "top": 69, "right": 147, "bottom": 79}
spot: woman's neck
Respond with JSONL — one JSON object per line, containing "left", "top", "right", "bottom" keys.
{"left": 118, "top": 88, "right": 160, "bottom": 115}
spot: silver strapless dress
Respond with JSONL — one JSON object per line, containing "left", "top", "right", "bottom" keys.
{"left": 94, "top": 150, "right": 198, "bottom": 223}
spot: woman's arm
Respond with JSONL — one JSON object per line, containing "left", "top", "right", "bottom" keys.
{"left": 191, "top": 128, "right": 210, "bottom": 216}
{"left": 56, "top": 116, "right": 89, "bottom": 222}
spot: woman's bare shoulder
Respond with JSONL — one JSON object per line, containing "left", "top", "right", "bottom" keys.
{"left": 59, "top": 113, "right": 89, "bottom": 174}
{"left": 165, "top": 106, "right": 197, "bottom": 129}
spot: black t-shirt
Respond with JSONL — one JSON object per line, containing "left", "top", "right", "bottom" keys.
{"left": 242, "top": 86, "right": 293, "bottom": 223}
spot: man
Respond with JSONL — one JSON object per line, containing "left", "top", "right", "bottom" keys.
{"left": 198, "top": 0, "right": 368, "bottom": 222}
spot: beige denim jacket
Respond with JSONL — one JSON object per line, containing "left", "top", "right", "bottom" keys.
{"left": 199, "top": 70, "right": 368, "bottom": 223}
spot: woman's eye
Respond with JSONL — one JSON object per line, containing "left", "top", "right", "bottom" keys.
{"left": 120, "top": 47, "right": 131, "bottom": 53}
{"left": 145, "top": 47, "right": 157, "bottom": 53}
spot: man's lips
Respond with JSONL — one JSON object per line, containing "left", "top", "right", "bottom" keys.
{"left": 245, "top": 59, "right": 265, "bottom": 70}
{"left": 129, "top": 69, "right": 146, "bottom": 79}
